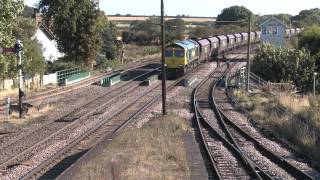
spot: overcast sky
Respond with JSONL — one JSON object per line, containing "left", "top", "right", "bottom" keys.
{"left": 25, "top": 0, "right": 320, "bottom": 17}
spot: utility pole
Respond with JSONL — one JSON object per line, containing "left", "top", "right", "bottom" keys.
{"left": 161, "top": 0, "right": 167, "bottom": 115}
{"left": 314, "top": 72, "right": 318, "bottom": 96}
{"left": 289, "top": 21, "right": 292, "bottom": 40}
{"left": 246, "top": 14, "right": 252, "bottom": 93}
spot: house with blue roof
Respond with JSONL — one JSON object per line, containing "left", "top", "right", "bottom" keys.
{"left": 260, "top": 16, "right": 287, "bottom": 47}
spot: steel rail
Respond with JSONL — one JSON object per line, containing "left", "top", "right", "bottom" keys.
{"left": 0, "top": 67, "right": 160, "bottom": 169}
{"left": 193, "top": 62, "right": 269, "bottom": 179}
{"left": 228, "top": 73, "right": 319, "bottom": 176}
{"left": 0, "top": 59, "right": 160, "bottom": 107}
{"left": 213, "top": 74, "right": 315, "bottom": 179}
{"left": 20, "top": 66, "right": 190, "bottom": 180}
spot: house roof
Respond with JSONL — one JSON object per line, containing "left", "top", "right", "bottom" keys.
{"left": 39, "top": 23, "right": 55, "bottom": 41}
{"left": 259, "top": 16, "right": 287, "bottom": 27}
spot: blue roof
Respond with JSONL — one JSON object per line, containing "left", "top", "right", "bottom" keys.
{"left": 174, "top": 40, "right": 199, "bottom": 50}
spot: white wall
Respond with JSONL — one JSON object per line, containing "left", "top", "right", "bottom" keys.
{"left": 43, "top": 73, "right": 58, "bottom": 86}
{"left": 35, "top": 29, "right": 64, "bottom": 62}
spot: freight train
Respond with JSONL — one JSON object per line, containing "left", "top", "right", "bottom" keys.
{"left": 165, "top": 28, "right": 300, "bottom": 78}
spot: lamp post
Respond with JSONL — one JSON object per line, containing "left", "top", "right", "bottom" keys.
{"left": 314, "top": 72, "right": 318, "bottom": 96}
{"left": 161, "top": 0, "right": 167, "bottom": 115}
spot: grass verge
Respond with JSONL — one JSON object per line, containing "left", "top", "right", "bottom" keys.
{"left": 72, "top": 114, "right": 190, "bottom": 180}
{"left": 0, "top": 104, "right": 55, "bottom": 129}
{"left": 233, "top": 90, "right": 320, "bottom": 167}
{"left": 0, "top": 89, "right": 18, "bottom": 102}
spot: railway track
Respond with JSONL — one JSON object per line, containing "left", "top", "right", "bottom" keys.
{"left": 194, "top": 62, "right": 268, "bottom": 179}
{"left": 0, "top": 59, "right": 160, "bottom": 107}
{"left": 0, "top": 67, "right": 160, "bottom": 174}
{"left": 213, "top": 89, "right": 316, "bottom": 179}
{"left": 193, "top": 61, "right": 316, "bottom": 179}
{"left": 17, "top": 67, "right": 194, "bottom": 179}
{"left": 223, "top": 76, "right": 320, "bottom": 179}
{"left": 0, "top": 59, "right": 203, "bottom": 179}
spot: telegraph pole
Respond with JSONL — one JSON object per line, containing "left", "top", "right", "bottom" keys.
{"left": 314, "top": 72, "right": 318, "bottom": 96}
{"left": 246, "top": 14, "right": 252, "bottom": 93}
{"left": 161, "top": 0, "right": 167, "bottom": 115}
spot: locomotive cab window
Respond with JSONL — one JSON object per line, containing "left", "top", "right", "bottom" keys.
{"left": 175, "top": 50, "right": 185, "bottom": 57}
{"left": 165, "top": 50, "right": 173, "bottom": 57}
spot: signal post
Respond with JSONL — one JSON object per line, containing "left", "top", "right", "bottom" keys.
{"left": 0, "top": 40, "right": 24, "bottom": 118}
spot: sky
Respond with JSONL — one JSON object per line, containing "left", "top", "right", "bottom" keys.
{"left": 25, "top": 0, "right": 320, "bottom": 17}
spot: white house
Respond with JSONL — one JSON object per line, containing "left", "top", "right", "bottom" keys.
{"left": 34, "top": 28, "right": 63, "bottom": 62}
{"left": 34, "top": 13, "right": 64, "bottom": 62}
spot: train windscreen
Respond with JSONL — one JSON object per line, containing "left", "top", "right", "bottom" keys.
{"left": 175, "top": 50, "right": 184, "bottom": 57}
{"left": 165, "top": 50, "right": 173, "bottom": 57}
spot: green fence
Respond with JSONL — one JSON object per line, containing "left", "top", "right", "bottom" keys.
{"left": 101, "top": 73, "right": 121, "bottom": 87}
{"left": 144, "top": 75, "right": 158, "bottom": 86}
{"left": 57, "top": 67, "right": 81, "bottom": 85}
{"left": 66, "top": 72, "right": 91, "bottom": 85}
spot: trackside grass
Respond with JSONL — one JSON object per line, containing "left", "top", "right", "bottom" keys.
{"left": 72, "top": 114, "right": 190, "bottom": 180}
{"left": 0, "top": 104, "right": 55, "bottom": 129}
{"left": 234, "top": 90, "right": 320, "bottom": 167}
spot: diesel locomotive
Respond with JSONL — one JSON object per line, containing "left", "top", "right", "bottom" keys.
{"left": 165, "top": 28, "right": 298, "bottom": 78}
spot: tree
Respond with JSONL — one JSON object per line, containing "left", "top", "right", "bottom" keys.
{"left": 0, "top": 0, "right": 24, "bottom": 46}
{"left": 22, "top": 5, "right": 36, "bottom": 18}
{"left": 0, "top": 0, "right": 24, "bottom": 88}
{"left": 165, "top": 19, "right": 185, "bottom": 42}
{"left": 292, "top": 8, "right": 320, "bottom": 27}
{"left": 216, "top": 6, "right": 253, "bottom": 27}
{"left": 252, "top": 44, "right": 316, "bottom": 92}
{"left": 124, "top": 17, "right": 160, "bottom": 45}
{"left": 39, "top": 0, "right": 107, "bottom": 70}
{"left": 298, "top": 26, "right": 320, "bottom": 56}
{"left": 102, "top": 22, "right": 118, "bottom": 60}
{"left": 191, "top": 26, "right": 212, "bottom": 39}
{"left": 12, "top": 17, "right": 45, "bottom": 88}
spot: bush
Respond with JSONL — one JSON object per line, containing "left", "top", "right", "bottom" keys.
{"left": 143, "top": 46, "right": 160, "bottom": 56}
{"left": 45, "top": 60, "right": 77, "bottom": 74}
{"left": 252, "top": 44, "right": 316, "bottom": 92}
{"left": 96, "top": 58, "right": 121, "bottom": 71}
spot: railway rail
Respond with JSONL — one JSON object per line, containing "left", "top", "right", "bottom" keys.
{"left": 0, "top": 59, "right": 160, "bottom": 107}
{"left": 225, "top": 75, "right": 320, "bottom": 178}
{"left": 0, "top": 67, "right": 160, "bottom": 175}
{"left": 213, "top": 90, "right": 314, "bottom": 179}
{"left": 18, "top": 66, "right": 195, "bottom": 179}
{"left": 194, "top": 62, "right": 269, "bottom": 179}
{"left": 193, "top": 61, "right": 317, "bottom": 179}
{"left": 0, "top": 59, "right": 204, "bottom": 179}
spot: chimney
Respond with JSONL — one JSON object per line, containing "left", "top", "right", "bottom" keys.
{"left": 35, "top": 13, "right": 43, "bottom": 28}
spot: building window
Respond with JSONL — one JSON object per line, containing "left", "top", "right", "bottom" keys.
{"left": 262, "top": 27, "right": 267, "bottom": 35}
{"left": 272, "top": 27, "right": 278, "bottom": 35}
{"left": 263, "top": 26, "right": 278, "bottom": 35}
